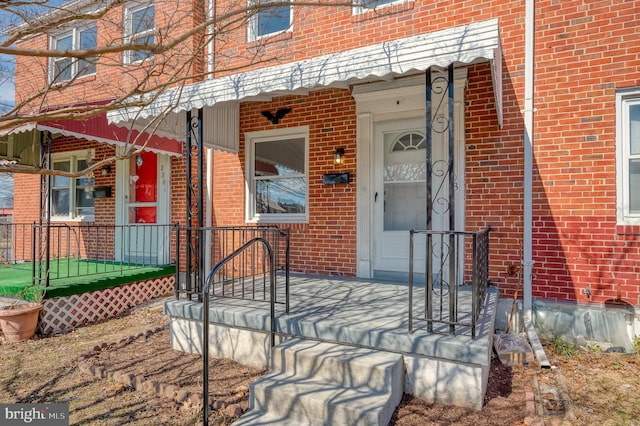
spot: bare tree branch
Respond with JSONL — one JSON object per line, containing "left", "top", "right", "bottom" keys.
{"left": 0, "top": 0, "right": 358, "bottom": 178}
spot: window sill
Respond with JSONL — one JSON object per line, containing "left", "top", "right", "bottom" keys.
{"left": 49, "top": 73, "right": 97, "bottom": 87}
{"left": 50, "top": 216, "right": 95, "bottom": 223}
{"left": 352, "top": 0, "right": 414, "bottom": 22}
{"left": 248, "top": 29, "right": 293, "bottom": 46}
{"left": 246, "top": 215, "right": 308, "bottom": 225}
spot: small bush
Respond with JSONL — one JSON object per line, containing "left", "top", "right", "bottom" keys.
{"left": 550, "top": 337, "right": 579, "bottom": 358}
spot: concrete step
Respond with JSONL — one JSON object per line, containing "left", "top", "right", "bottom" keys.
{"left": 232, "top": 409, "right": 317, "bottom": 426}
{"left": 270, "top": 338, "right": 403, "bottom": 392}
{"left": 235, "top": 338, "right": 404, "bottom": 426}
{"left": 249, "top": 373, "right": 400, "bottom": 425}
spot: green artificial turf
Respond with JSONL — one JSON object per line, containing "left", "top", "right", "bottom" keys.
{"left": 0, "top": 259, "right": 175, "bottom": 300}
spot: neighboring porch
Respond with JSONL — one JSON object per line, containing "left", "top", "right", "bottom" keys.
{"left": 0, "top": 222, "right": 176, "bottom": 334}
{"left": 0, "top": 258, "right": 174, "bottom": 300}
{"left": 0, "top": 222, "right": 176, "bottom": 297}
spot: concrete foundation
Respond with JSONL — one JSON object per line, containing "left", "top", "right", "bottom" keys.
{"left": 166, "top": 276, "right": 498, "bottom": 410}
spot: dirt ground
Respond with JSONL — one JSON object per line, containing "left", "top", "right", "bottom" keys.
{"left": 1, "top": 296, "right": 638, "bottom": 425}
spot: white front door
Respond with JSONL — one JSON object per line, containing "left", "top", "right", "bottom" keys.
{"left": 371, "top": 77, "right": 465, "bottom": 281}
{"left": 115, "top": 150, "right": 171, "bottom": 264}
{"left": 373, "top": 118, "right": 428, "bottom": 280}
{"left": 354, "top": 71, "right": 467, "bottom": 281}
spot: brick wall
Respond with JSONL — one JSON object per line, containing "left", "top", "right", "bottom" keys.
{"left": 10, "top": 0, "right": 640, "bottom": 306}
{"left": 207, "top": 0, "right": 640, "bottom": 305}
{"left": 213, "top": 0, "right": 524, "bottom": 79}
{"left": 13, "top": 0, "right": 205, "bottom": 112}
{"left": 529, "top": 0, "right": 640, "bottom": 306}
{"left": 211, "top": 89, "right": 358, "bottom": 276}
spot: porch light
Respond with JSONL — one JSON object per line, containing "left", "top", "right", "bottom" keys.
{"left": 334, "top": 147, "right": 345, "bottom": 165}
{"left": 101, "top": 165, "right": 111, "bottom": 175}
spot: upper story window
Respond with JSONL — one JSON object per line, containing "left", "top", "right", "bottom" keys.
{"left": 50, "top": 149, "right": 95, "bottom": 221}
{"left": 245, "top": 127, "right": 308, "bottom": 223}
{"left": 248, "top": 0, "right": 291, "bottom": 41}
{"left": 616, "top": 88, "right": 640, "bottom": 225}
{"left": 49, "top": 25, "right": 97, "bottom": 84}
{"left": 124, "top": 2, "right": 155, "bottom": 64}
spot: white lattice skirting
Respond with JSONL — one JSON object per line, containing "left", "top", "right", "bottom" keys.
{"left": 38, "top": 276, "right": 175, "bottom": 335}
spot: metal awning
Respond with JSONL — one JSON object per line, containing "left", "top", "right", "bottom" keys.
{"left": 39, "top": 112, "right": 183, "bottom": 156}
{"left": 107, "top": 18, "right": 503, "bottom": 138}
{"left": 0, "top": 108, "right": 183, "bottom": 160}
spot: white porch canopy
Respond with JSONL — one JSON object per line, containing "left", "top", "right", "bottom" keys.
{"left": 107, "top": 18, "right": 503, "bottom": 149}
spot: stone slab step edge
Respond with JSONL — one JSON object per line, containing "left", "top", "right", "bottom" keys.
{"left": 249, "top": 373, "right": 400, "bottom": 426}
{"left": 270, "top": 337, "right": 404, "bottom": 392}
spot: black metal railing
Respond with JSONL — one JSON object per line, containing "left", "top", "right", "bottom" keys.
{"left": 0, "top": 222, "right": 31, "bottom": 264}
{"left": 175, "top": 226, "right": 290, "bottom": 310}
{"left": 0, "top": 222, "right": 177, "bottom": 287}
{"left": 33, "top": 223, "right": 177, "bottom": 286}
{"left": 201, "top": 237, "right": 280, "bottom": 426}
{"left": 409, "top": 227, "right": 491, "bottom": 339}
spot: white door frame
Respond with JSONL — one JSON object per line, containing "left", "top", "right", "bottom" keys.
{"left": 353, "top": 71, "right": 467, "bottom": 280}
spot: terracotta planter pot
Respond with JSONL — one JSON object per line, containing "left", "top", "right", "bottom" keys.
{"left": 0, "top": 303, "right": 44, "bottom": 343}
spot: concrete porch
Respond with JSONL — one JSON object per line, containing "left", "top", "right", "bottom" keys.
{"left": 165, "top": 274, "right": 498, "bottom": 412}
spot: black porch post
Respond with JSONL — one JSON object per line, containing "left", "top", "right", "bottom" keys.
{"left": 185, "top": 110, "right": 193, "bottom": 295}
{"left": 185, "top": 109, "right": 205, "bottom": 297}
{"left": 36, "top": 130, "right": 52, "bottom": 288}
{"left": 425, "top": 68, "right": 434, "bottom": 332}
{"left": 447, "top": 63, "right": 457, "bottom": 335}
{"left": 197, "top": 108, "right": 205, "bottom": 293}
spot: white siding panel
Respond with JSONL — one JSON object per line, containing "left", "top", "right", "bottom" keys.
{"left": 204, "top": 103, "right": 239, "bottom": 152}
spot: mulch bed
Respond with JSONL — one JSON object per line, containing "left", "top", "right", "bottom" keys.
{"left": 78, "top": 325, "right": 265, "bottom": 423}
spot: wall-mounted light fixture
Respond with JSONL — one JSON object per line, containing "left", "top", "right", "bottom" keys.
{"left": 101, "top": 165, "right": 111, "bottom": 176}
{"left": 334, "top": 147, "right": 345, "bottom": 165}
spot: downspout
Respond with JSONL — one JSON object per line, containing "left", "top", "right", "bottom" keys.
{"left": 523, "top": 0, "right": 550, "bottom": 368}
{"left": 205, "top": 147, "right": 213, "bottom": 275}
{"left": 522, "top": 0, "right": 535, "bottom": 321}
{"left": 207, "top": 0, "right": 215, "bottom": 76}
{"left": 205, "top": 0, "right": 215, "bottom": 275}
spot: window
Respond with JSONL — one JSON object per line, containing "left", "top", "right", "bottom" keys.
{"left": 616, "top": 89, "right": 640, "bottom": 224}
{"left": 248, "top": 0, "right": 291, "bottom": 41}
{"left": 49, "top": 25, "right": 97, "bottom": 84}
{"left": 50, "top": 150, "right": 95, "bottom": 221}
{"left": 124, "top": 2, "right": 155, "bottom": 64}
{"left": 384, "top": 132, "right": 426, "bottom": 231}
{"left": 246, "top": 127, "right": 308, "bottom": 223}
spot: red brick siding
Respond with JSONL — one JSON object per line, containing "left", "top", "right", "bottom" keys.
{"left": 529, "top": 0, "right": 640, "bottom": 306}
{"left": 10, "top": 0, "right": 640, "bottom": 307}
{"left": 465, "top": 63, "right": 524, "bottom": 298}
{"left": 213, "top": 0, "right": 525, "bottom": 79}
{"left": 211, "top": 89, "right": 357, "bottom": 276}
{"left": 13, "top": 0, "right": 205, "bottom": 112}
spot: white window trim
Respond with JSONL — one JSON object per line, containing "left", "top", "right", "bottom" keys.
{"left": 353, "top": 0, "right": 407, "bottom": 15}
{"left": 123, "top": 1, "right": 155, "bottom": 64}
{"left": 50, "top": 149, "right": 95, "bottom": 222}
{"left": 245, "top": 126, "right": 309, "bottom": 224}
{"left": 247, "top": 0, "right": 292, "bottom": 42}
{"left": 48, "top": 23, "right": 97, "bottom": 84}
{"left": 616, "top": 89, "right": 640, "bottom": 225}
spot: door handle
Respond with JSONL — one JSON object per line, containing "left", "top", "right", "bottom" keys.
{"left": 375, "top": 192, "right": 378, "bottom": 202}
